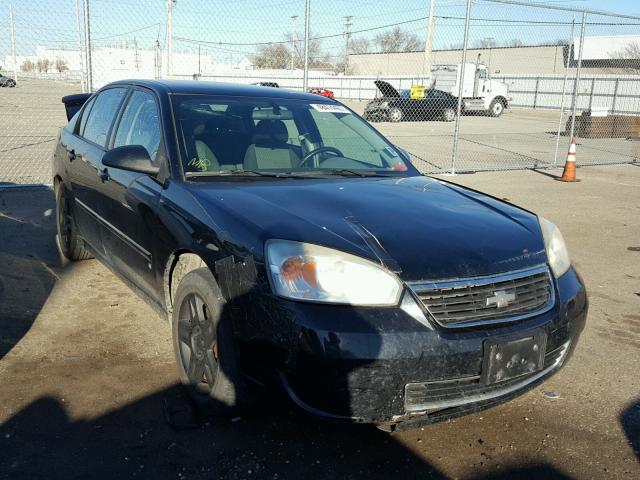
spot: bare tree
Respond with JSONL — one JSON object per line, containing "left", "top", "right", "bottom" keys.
{"left": 475, "top": 38, "right": 498, "bottom": 49}
{"left": 251, "top": 43, "right": 291, "bottom": 69}
{"left": 609, "top": 41, "right": 640, "bottom": 72}
{"left": 374, "top": 27, "right": 421, "bottom": 53}
{"left": 36, "top": 58, "right": 51, "bottom": 73}
{"left": 285, "top": 31, "right": 326, "bottom": 69}
{"left": 349, "top": 37, "right": 370, "bottom": 55}
{"left": 21, "top": 59, "right": 35, "bottom": 72}
{"left": 508, "top": 39, "right": 525, "bottom": 47}
{"left": 55, "top": 59, "right": 69, "bottom": 73}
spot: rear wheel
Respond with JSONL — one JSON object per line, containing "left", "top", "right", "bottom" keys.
{"left": 442, "top": 107, "right": 456, "bottom": 122}
{"left": 388, "top": 107, "right": 403, "bottom": 123}
{"left": 55, "top": 183, "right": 92, "bottom": 260}
{"left": 488, "top": 99, "right": 505, "bottom": 117}
{"left": 172, "top": 267, "right": 247, "bottom": 416}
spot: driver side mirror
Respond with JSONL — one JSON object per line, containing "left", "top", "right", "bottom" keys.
{"left": 102, "top": 145, "right": 159, "bottom": 175}
{"left": 395, "top": 146, "right": 411, "bottom": 162}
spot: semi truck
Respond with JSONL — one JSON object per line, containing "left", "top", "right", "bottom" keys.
{"left": 428, "top": 58, "right": 511, "bottom": 117}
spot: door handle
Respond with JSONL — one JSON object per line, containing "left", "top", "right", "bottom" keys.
{"left": 67, "top": 149, "right": 76, "bottom": 161}
{"left": 99, "top": 167, "right": 110, "bottom": 183}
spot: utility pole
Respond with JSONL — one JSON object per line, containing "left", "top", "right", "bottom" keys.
{"left": 164, "top": 0, "right": 176, "bottom": 78}
{"left": 134, "top": 37, "right": 140, "bottom": 72}
{"left": 83, "top": 0, "right": 93, "bottom": 91}
{"left": 302, "top": 0, "right": 310, "bottom": 91}
{"left": 343, "top": 16, "right": 352, "bottom": 74}
{"left": 8, "top": 1, "right": 17, "bottom": 83}
{"left": 422, "top": 0, "right": 435, "bottom": 77}
{"left": 154, "top": 40, "right": 161, "bottom": 79}
{"left": 198, "top": 45, "right": 201, "bottom": 75}
{"left": 75, "top": 0, "right": 86, "bottom": 92}
{"left": 290, "top": 15, "right": 298, "bottom": 70}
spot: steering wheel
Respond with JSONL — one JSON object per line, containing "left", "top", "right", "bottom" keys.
{"left": 299, "top": 146, "right": 344, "bottom": 168}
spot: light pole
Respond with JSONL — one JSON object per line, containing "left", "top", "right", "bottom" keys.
{"left": 290, "top": 15, "right": 298, "bottom": 70}
{"left": 344, "top": 15, "right": 352, "bottom": 74}
{"left": 422, "top": 0, "right": 435, "bottom": 77}
{"left": 8, "top": 1, "right": 18, "bottom": 83}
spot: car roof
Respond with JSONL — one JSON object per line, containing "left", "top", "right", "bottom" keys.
{"left": 105, "top": 79, "right": 330, "bottom": 102}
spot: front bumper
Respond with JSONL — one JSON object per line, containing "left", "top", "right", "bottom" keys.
{"left": 240, "top": 266, "right": 587, "bottom": 426}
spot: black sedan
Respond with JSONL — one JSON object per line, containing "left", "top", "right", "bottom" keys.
{"left": 53, "top": 80, "right": 587, "bottom": 431}
{"left": 0, "top": 74, "right": 16, "bottom": 87}
{"left": 364, "top": 81, "right": 458, "bottom": 123}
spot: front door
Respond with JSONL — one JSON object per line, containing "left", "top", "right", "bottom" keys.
{"left": 99, "top": 88, "right": 164, "bottom": 302}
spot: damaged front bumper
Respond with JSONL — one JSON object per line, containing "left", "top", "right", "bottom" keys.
{"left": 263, "top": 266, "right": 587, "bottom": 428}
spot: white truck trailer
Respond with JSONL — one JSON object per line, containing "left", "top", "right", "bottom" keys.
{"left": 428, "top": 59, "right": 511, "bottom": 117}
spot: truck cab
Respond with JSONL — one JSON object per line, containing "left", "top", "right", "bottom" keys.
{"left": 431, "top": 62, "right": 510, "bottom": 117}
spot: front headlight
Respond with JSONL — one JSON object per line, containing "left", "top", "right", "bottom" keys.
{"left": 380, "top": 101, "right": 389, "bottom": 108}
{"left": 538, "top": 217, "right": 571, "bottom": 278}
{"left": 265, "top": 239, "right": 402, "bottom": 306}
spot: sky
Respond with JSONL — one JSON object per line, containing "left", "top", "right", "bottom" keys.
{"left": 1, "top": 0, "right": 640, "bottom": 65}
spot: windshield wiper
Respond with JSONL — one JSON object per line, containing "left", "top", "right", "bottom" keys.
{"left": 185, "top": 169, "right": 319, "bottom": 179}
{"left": 321, "top": 169, "right": 388, "bottom": 177}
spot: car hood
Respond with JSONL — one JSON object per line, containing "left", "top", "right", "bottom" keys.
{"left": 190, "top": 176, "right": 547, "bottom": 282}
{"left": 374, "top": 80, "right": 400, "bottom": 98}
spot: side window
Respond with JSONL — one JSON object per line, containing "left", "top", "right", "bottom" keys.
{"left": 113, "top": 90, "right": 162, "bottom": 162}
{"left": 81, "top": 88, "right": 126, "bottom": 147}
{"left": 77, "top": 96, "right": 96, "bottom": 136}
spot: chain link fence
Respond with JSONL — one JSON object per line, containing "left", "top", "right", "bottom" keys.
{"left": 0, "top": 0, "right": 639, "bottom": 184}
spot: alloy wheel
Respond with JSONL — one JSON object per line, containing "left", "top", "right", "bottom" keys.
{"left": 177, "top": 293, "right": 219, "bottom": 393}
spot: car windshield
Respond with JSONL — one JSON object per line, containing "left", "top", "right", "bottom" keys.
{"left": 171, "top": 94, "right": 413, "bottom": 178}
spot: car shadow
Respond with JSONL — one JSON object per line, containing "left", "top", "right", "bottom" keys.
{"left": 0, "top": 185, "right": 64, "bottom": 360}
{"left": 620, "top": 398, "right": 640, "bottom": 462}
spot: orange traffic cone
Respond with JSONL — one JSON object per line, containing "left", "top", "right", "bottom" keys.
{"left": 557, "top": 138, "right": 579, "bottom": 182}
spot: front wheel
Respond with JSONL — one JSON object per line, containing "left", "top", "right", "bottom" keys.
{"left": 442, "top": 107, "right": 456, "bottom": 122}
{"left": 488, "top": 99, "right": 505, "bottom": 117}
{"left": 172, "top": 267, "right": 247, "bottom": 416}
{"left": 55, "top": 183, "right": 92, "bottom": 260}
{"left": 388, "top": 107, "right": 403, "bottom": 123}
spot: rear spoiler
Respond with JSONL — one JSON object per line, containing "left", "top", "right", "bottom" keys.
{"left": 61, "top": 93, "right": 92, "bottom": 121}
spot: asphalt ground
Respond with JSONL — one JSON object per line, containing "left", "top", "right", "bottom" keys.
{"left": 0, "top": 164, "right": 639, "bottom": 479}
{"left": 0, "top": 79, "right": 637, "bottom": 184}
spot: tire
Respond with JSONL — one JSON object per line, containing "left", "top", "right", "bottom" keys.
{"left": 388, "top": 107, "right": 403, "bottom": 123}
{"left": 55, "top": 183, "right": 92, "bottom": 261}
{"left": 488, "top": 98, "right": 505, "bottom": 117}
{"left": 442, "top": 107, "right": 456, "bottom": 122}
{"left": 172, "top": 267, "right": 247, "bottom": 416}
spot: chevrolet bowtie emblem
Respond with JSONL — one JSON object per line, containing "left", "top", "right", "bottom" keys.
{"left": 486, "top": 290, "right": 516, "bottom": 308}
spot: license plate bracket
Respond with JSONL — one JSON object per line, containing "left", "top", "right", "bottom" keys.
{"left": 481, "top": 332, "right": 547, "bottom": 385}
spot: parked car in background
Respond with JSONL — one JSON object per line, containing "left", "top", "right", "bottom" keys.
{"left": 251, "top": 81, "right": 279, "bottom": 88}
{"left": 53, "top": 80, "right": 587, "bottom": 432}
{"left": 364, "top": 81, "right": 458, "bottom": 123}
{"left": 309, "top": 87, "right": 335, "bottom": 99}
{"left": 0, "top": 74, "right": 16, "bottom": 87}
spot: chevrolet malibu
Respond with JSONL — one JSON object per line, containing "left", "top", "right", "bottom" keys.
{"left": 53, "top": 80, "right": 587, "bottom": 431}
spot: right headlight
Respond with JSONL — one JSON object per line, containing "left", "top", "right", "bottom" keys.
{"left": 538, "top": 217, "right": 571, "bottom": 278}
{"left": 265, "top": 239, "right": 402, "bottom": 306}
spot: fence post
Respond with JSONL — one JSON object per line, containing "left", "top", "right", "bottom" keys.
{"left": 302, "top": 0, "right": 310, "bottom": 91}
{"left": 83, "top": 0, "right": 93, "bottom": 91}
{"left": 588, "top": 77, "right": 595, "bottom": 110}
{"left": 8, "top": 1, "right": 18, "bottom": 83}
{"left": 611, "top": 78, "right": 619, "bottom": 113}
{"left": 533, "top": 77, "right": 540, "bottom": 109}
{"left": 450, "top": 0, "right": 472, "bottom": 175}
{"left": 553, "top": 20, "right": 575, "bottom": 166}
{"left": 75, "top": 0, "right": 86, "bottom": 92}
{"left": 568, "top": 10, "right": 587, "bottom": 143}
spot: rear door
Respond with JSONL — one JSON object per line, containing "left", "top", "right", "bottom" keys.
{"left": 65, "top": 87, "right": 128, "bottom": 254}
{"left": 99, "top": 87, "right": 164, "bottom": 301}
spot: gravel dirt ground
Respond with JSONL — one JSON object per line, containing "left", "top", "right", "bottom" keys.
{"left": 0, "top": 165, "right": 639, "bottom": 480}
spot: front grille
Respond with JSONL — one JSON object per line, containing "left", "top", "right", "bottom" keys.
{"left": 404, "top": 341, "right": 570, "bottom": 412}
{"left": 409, "top": 265, "right": 554, "bottom": 328}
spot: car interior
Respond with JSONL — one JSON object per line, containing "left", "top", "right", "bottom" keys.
{"left": 176, "top": 98, "right": 408, "bottom": 175}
